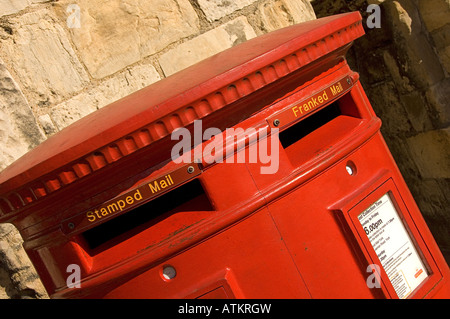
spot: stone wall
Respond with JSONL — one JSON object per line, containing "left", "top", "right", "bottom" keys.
{"left": 1, "top": 0, "right": 449, "bottom": 299}
{"left": 0, "top": 223, "right": 47, "bottom": 298}
{"left": 311, "top": 0, "right": 450, "bottom": 264}
{"left": 0, "top": 0, "right": 316, "bottom": 298}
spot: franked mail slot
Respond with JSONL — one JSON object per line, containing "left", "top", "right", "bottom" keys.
{"left": 272, "top": 77, "right": 364, "bottom": 168}
{"left": 267, "top": 75, "right": 354, "bottom": 129}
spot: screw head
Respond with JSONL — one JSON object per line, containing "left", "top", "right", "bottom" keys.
{"left": 187, "top": 166, "right": 195, "bottom": 174}
{"left": 345, "top": 161, "right": 357, "bottom": 176}
{"left": 68, "top": 222, "right": 75, "bottom": 230}
{"left": 273, "top": 119, "right": 280, "bottom": 127}
{"left": 162, "top": 266, "right": 177, "bottom": 280}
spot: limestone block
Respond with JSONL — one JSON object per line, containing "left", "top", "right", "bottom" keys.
{"left": 95, "top": 63, "right": 162, "bottom": 109}
{"left": 0, "top": 267, "right": 12, "bottom": 299}
{"left": 54, "top": 0, "right": 199, "bottom": 79}
{"left": 38, "top": 114, "right": 58, "bottom": 136}
{"left": 0, "top": 0, "right": 47, "bottom": 17}
{"left": 419, "top": 0, "right": 450, "bottom": 33}
{"left": 159, "top": 16, "right": 256, "bottom": 76}
{"left": 384, "top": 1, "right": 445, "bottom": 89}
{"left": 400, "top": 91, "right": 433, "bottom": 133}
{"left": 51, "top": 63, "right": 161, "bottom": 130}
{"left": 418, "top": 0, "right": 450, "bottom": 73}
{"left": 197, "top": 0, "right": 259, "bottom": 22}
{"left": 0, "top": 223, "right": 48, "bottom": 299}
{"left": 367, "top": 81, "right": 412, "bottom": 136}
{"left": 438, "top": 45, "right": 450, "bottom": 74}
{"left": 0, "top": 0, "right": 29, "bottom": 17}
{"left": 49, "top": 93, "right": 97, "bottom": 132}
{"left": 0, "top": 9, "right": 90, "bottom": 109}
{"left": 429, "top": 24, "right": 450, "bottom": 74}
{"left": 426, "top": 78, "right": 450, "bottom": 127}
{"left": 407, "top": 128, "right": 450, "bottom": 179}
{"left": 257, "top": 0, "right": 316, "bottom": 32}
{"left": 0, "top": 58, "right": 45, "bottom": 172}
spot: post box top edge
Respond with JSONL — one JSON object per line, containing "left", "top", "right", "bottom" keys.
{"left": 0, "top": 12, "right": 363, "bottom": 204}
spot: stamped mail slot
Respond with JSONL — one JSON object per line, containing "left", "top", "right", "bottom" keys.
{"left": 268, "top": 76, "right": 353, "bottom": 129}
{"left": 61, "top": 164, "right": 201, "bottom": 235}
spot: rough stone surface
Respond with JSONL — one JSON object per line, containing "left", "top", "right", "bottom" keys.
{"left": 0, "top": 8, "right": 90, "bottom": 109}
{"left": 0, "top": 224, "right": 48, "bottom": 299}
{"left": 0, "top": 0, "right": 30, "bottom": 17}
{"left": 408, "top": 178, "right": 450, "bottom": 260}
{"left": 54, "top": 0, "right": 199, "bottom": 79}
{"left": 426, "top": 78, "right": 450, "bottom": 127}
{"left": 0, "top": 58, "right": 45, "bottom": 171}
{"left": 38, "top": 114, "right": 58, "bottom": 136}
{"left": 419, "top": 0, "right": 450, "bottom": 32}
{"left": 419, "top": 0, "right": 450, "bottom": 74}
{"left": 51, "top": 63, "right": 161, "bottom": 130}
{"left": 197, "top": 0, "right": 259, "bottom": 22}
{"left": 256, "top": 0, "right": 316, "bottom": 32}
{"left": 365, "top": 81, "right": 413, "bottom": 136}
{"left": 0, "top": 0, "right": 48, "bottom": 17}
{"left": 438, "top": 44, "right": 450, "bottom": 74}
{"left": 407, "top": 128, "right": 450, "bottom": 179}
{"left": 159, "top": 16, "right": 257, "bottom": 76}
{"left": 384, "top": 0, "right": 445, "bottom": 89}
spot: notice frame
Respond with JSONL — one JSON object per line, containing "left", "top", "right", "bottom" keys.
{"left": 338, "top": 178, "right": 442, "bottom": 299}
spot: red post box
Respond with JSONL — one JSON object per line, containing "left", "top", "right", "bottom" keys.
{"left": 0, "top": 12, "right": 449, "bottom": 299}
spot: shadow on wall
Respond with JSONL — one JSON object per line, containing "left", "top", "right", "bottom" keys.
{"left": 311, "top": 0, "right": 450, "bottom": 264}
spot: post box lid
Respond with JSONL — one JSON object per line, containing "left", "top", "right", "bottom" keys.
{"left": 0, "top": 12, "right": 364, "bottom": 216}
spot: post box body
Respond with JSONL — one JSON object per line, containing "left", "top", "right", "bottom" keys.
{"left": 0, "top": 12, "right": 449, "bottom": 299}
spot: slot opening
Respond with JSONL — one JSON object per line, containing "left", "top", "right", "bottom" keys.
{"left": 279, "top": 92, "right": 364, "bottom": 167}
{"left": 81, "top": 178, "right": 213, "bottom": 251}
{"left": 279, "top": 102, "right": 341, "bottom": 149}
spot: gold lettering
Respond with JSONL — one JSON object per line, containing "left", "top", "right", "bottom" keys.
{"left": 318, "top": 95, "right": 323, "bottom": 103}
{"left": 160, "top": 179, "right": 168, "bottom": 189}
{"left": 107, "top": 203, "right": 118, "bottom": 214}
{"left": 292, "top": 105, "right": 301, "bottom": 117}
{"left": 149, "top": 181, "right": 161, "bottom": 193}
{"left": 83, "top": 174, "right": 179, "bottom": 226}
{"left": 100, "top": 207, "right": 108, "bottom": 216}
{"left": 134, "top": 189, "right": 143, "bottom": 201}
{"left": 330, "top": 85, "right": 337, "bottom": 95}
{"left": 330, "top": 83, "right": 342, "bottom": 96}
{"left": 117, "top": 199, "right": 126, "bottom": 211}
{"left": 94, "top": 209, "right": 102, "bottom": 219}
{"left": 87, "top": 211, "right": 96, "bottom": 222}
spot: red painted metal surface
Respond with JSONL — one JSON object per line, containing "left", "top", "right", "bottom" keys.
{"left": 0, "top": 12, "right": 449, "bottom": 299}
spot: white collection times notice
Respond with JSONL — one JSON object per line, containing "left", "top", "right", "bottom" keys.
{"left": 358, "top": 193, "right": 428, "bottom": 299}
